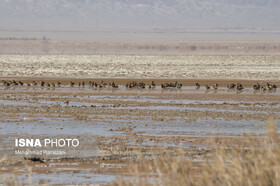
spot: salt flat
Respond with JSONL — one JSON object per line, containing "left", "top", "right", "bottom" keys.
{"left": 0, "top": 55, "right": 279, "bottom": 80}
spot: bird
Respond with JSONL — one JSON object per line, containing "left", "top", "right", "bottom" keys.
{"left": 227, "top": 83, "right": 235, "bottom": 89}
{"left": 253, "top": 83, "right": 260, "bottom": 90}
{"left": 261, "top": 86, "right": 267, "bottom": 91}
{"left": 2, "top": 80, "right": 7, "bottom": 86}
{"left": 195, "top": 83, "right": 200, "bottom": 89}
{"left": 89, "top": 81, "right": 94, "bottom": 87}
{"left": 176, "top": 83, "right": 182, "bottom": 89}
{"left": 112, "top": 82, "right": 118, "bottom": 88}
{"left": 70, "top": 82, "right": 75, "bottom": 87}
{"left": 266, "top": 82, "right": 277, "bottom": 90}
{"left": 213, "top": 83, "right": 218, "bottom": 90}
{"left": 5, "top": 82, "right": 11, "bottom": 87}
{"left": 236, "top": 83, "right": 244, "bottom": 90}
{"left": 13, "top": 80, "right": 18, "bottom": 86}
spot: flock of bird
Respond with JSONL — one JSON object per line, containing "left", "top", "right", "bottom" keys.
{"left": 195, "top": 82, "right": 277, "bottom": 92}
{"left": 1, "top": 80, "right": 278, "bottom": 92}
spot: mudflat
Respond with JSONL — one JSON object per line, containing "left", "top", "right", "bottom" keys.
{"left": 0, "top": 76, "right": 279, "bottom": 184}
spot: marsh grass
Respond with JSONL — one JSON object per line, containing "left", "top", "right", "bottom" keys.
{"left": 112, "top": 120, "right": 280, "bottom": 186}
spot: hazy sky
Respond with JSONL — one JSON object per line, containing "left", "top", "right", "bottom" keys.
{"left": 1, "top": 0, "right": 280, "bottom": 32}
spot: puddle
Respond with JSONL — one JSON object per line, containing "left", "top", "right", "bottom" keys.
{"left": 86, "top": 95, "right": 279, "bottom": 106}
{"left": 0, "top": 173, "right": 115, "bottom": 185}
{"left": 0, "top": 100, "right": 38, "bottom": 107}
{"left": 1, "top": 98, "right": 279, "bottom": 112}
{"left": 37, "top": 100, "right": 113, "bottom": 107}
{"left": 111, "top": 118, "right": 280, "bottom": 136}
{"left": 126, "top": 140, "right": 206, "bottom": 149}
{"left": 1, "top": 85, "right": 279, "bottom": 95}
{"left": 0, "top": 116, "right": 120, "bottom": 137}
{"left": 112, "top": 105, "right": 280, "bottom": 115}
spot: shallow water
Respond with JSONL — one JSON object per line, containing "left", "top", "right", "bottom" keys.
{"left": 126, "top": 140, "right": 207, "bottom": 149}
{"left": 0, "top": 172, "right": 115, "bottom": 185}
{"left": 1, "top": 85, "right": 280, "bottom": 95}
{"left": 0, "top": 84, "right": 279, "bottom": 137}
{"left": 1, "top": 110, "right": 276, "bottom": 138}
{"left": 0, "top": 116, "right": 119, "bottom": 137}
{"left": 115, "top": 118, "right": 280, "bottom": 136}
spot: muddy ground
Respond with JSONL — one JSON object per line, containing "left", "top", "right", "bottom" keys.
{"left": 0, "top": 77, "right": 279, "bottom": 185}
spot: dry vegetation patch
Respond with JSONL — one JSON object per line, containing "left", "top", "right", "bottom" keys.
{"left": 112, "top": 120, "right": 280, "bottom": 186}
